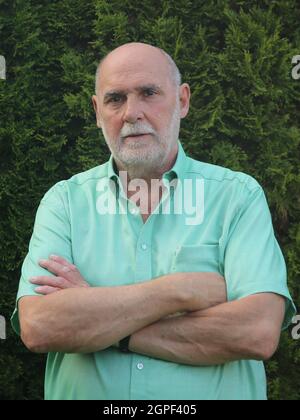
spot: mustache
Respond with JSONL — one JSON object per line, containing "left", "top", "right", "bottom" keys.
{"left": 120, "top": 123, "right": 156, "bottom": 138}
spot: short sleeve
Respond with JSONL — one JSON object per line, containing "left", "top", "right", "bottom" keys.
{"left": 10, "top": 182, "right": 72, "bottom": 335}
{"left": 224, "top": 186, "right": 296, "bottom": 330}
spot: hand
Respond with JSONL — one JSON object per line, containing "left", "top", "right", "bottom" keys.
{"left": 30, "top": 254, "right": 90, "bottom": 295}
{"left": 183, "top": 272, "right": 227, "bottom": 311}
{"left": 166, "top": 271, "right": 227, "bottom": 312}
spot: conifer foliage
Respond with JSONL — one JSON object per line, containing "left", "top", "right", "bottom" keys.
{"left": 0, "top": 0, "right": 299, "bottom": 400}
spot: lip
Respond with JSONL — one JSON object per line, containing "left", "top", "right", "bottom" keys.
{"left": 124, "top": 133, "right": 152, "bottom": 140}
{"left": 123, "top": 133, "right": 151, "bottom": 142}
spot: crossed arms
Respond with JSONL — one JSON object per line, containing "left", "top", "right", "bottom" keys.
{"left": 19, "top": 255, "right": 285, "bottom": 366}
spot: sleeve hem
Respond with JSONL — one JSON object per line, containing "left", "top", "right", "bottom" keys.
{"left": 10, "top": 294, "right": 41, "bottom": 336}
{"left": 228, "top": 286, "right": 296, "bottom": 331}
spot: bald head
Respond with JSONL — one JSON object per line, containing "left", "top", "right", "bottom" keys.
{"left": 95, "top": 42, "right": 181, "bottom": 95}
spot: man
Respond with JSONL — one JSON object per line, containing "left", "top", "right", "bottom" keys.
{"left": 12, "top": 42, "right": 295, "bottom": 400}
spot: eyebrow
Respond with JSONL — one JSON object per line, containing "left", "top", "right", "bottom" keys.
{"left": 103, "top": 84, "right": 163, "bottom": 101}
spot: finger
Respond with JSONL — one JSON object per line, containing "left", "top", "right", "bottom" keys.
{"left": 49, "top": 256, "right": 83, "bottom": 286}
{"left": 30, "top": 276, "right": 72, "bottom": 289}
{"left": 38, "top": 258, "right": 64, "bottom": 276}
{"left": 34, "top": 286, "right": 61, "bottom": 295}
{"left": 49, "top": 255, "right": 77, "bottom": 271}
{"left": 39, "top": 258, "right": 77, "bottom": 281}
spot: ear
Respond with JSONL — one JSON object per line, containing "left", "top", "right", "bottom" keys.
{"left": 179, "top": 83, "right": 191, "bottom": 119}
{"left": 92, "top": 95, "right": 102, "bottom": 128}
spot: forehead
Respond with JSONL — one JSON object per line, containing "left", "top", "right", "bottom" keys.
{"left": 99, "top": 48, "right": 171, "bottom": 93}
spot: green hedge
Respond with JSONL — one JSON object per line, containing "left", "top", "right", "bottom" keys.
{"left": 0, "top": 0, "right": 299, "bottom": 400}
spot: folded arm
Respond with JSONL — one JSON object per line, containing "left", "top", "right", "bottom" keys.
{"left": 129, "top": 293, "right": 285, "bottom": 365}
{"left": 19, "top": 256, "right": 226, "bottom": 354}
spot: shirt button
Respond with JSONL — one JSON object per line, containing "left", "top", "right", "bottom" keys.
{"left": 137, "top": 362, "right": 144, "bottom": 370}
{"left": 141, "top": 244, "right": 147, "bottom": 251}
{"left": 131, "top": 207, "right": 138, "bottom": 215}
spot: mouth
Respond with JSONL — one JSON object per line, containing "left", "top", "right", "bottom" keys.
{"left": 123, "top": 133, "right": 152, "bottom": 140}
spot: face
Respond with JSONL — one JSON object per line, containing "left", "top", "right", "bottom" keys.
{"left": 92, "top": 45, "right": 190, "bottom": 177}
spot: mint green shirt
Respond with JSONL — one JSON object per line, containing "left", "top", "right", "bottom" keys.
{"left": 11, "top": 140, "right": 295, "bottom": 400}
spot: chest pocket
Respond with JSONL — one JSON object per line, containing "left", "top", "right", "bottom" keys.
{"left": 172, "top": 244, "right": 220, "bottom": 274}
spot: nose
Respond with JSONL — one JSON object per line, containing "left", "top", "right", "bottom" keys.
{"left": 122, "top": 95, "right": 144, "bottom": 124}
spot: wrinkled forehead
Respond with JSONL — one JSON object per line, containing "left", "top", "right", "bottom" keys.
{"left": 98, "top": 48, "right": 172, "bottom": 93}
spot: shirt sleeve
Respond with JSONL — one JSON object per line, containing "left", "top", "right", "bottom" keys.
{"left": 224, "top": 185, "right": 296, "bottom": 330}
{"left": 10, "top": 182, "right": 72, "bottom": 335}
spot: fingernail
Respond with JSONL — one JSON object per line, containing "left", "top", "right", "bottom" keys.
{"left": 49, "top": 254, "right": 57, "bottom": 259}
{"left": 39, "top": 259, "right": 46, "bottom": 264}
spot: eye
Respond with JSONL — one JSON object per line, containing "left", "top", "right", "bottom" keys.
{"left": 105, "top": 94, "right": 125, "bottom": 105}
{"left": 143, "top": 88, "right": 156, "bottom": 97}
{"left": 110, "top": 95, "right": 123, "bottom": 103}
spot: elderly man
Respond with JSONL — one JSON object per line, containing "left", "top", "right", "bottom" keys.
{"left": 12, "top": 42, "right": 295, "bottom": 400}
